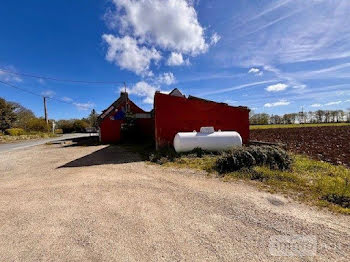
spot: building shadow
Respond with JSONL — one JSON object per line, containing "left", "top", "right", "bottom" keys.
{"left": 57, "top": 136, "right": 151, "bottom": 168}
{"left": 62, "top": 136, "right": 101, "bottom": 147}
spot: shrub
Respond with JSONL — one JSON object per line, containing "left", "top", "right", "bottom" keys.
{"left": 190, "top": 147, "right": 205, "bottom": 158}
{"left": 215, "top": 145, "right": 292, "bottom": 174}
{"left": 55, "top": 128, "right": 63, "bottom": 134}
{"left": 246, "top": 146, "right": 268, "bottom": 166}
{"left": 57, "top": 119, "right": 89, "bottom": 133}
{"left": 216, "top": 148, "right": 256, "bottom": 174}
{"left": 323, "top": 194, "right": 350, "bottom": 208}
{"left": 248, "top": 146, "right": 292, "bottom": 171}
{"left": 27, "top": 118, "right": 49, "bottom": 132}
{"left": 57, "top": 120, "right": 74, "bottom": 133}
{"left": 266, "top": 146, "right": 292, "bottom": 171}
{"left": 5, "top": 128, "right": 25, "bottom": 136}
{"left": 72, "top": 120, "right": 89, "bottom": 132}
{"left": 149, "top": 147, "right": 178, "bottom": 164}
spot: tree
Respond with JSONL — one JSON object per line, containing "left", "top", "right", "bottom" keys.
{"left": 57, "top": 119, "right": 89, "bottom": 133}
{"left": 88, "top": 109, "right": 99, "bottom": 128}
{"left": 0, "top": 97, "right": 16, "bottom": 132}
{"left": 307, "top": 111, "right": 315, "bottom": 123}
{"left": 27, "top": 118, "right": 50, "bottom": 132}
{"left": 315, "top": 110, "right": 324, "bottom": 123}
{"left": 250, "top": 113, "right": 269, "bottom": 125}
{"left": 270, "top": 114, "right": 282, "bottom": 124}
{"left": 282, "top": 113, "right": 297, "bottom": 124}
{"left": 57, "top": 120, "right": 74, "bottom": 133}
{"left": 10, "top": 102, "right": 36, "bottom": 130}
{"left": 324, "top": 110, "right": 331, "bottom": 123}
{"left": 337, "top": 110, "right": 345, "bottom": 122}
{"left": 72, "top": 119, "right": 89, "bottom": 132}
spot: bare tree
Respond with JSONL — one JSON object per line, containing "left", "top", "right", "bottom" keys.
{"left": 250, "top": 113, "right": 269, "bottom": 125}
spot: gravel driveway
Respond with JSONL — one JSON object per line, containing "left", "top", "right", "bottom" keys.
{"left": 0, "top": 139, "right": 349, "bottom": 261}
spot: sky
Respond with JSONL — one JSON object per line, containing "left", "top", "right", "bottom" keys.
{"left": 0, "top": 0, "right": 350, "bottom": 120}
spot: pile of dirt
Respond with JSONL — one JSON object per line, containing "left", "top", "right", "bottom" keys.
{"left": 250, "top": 126, "right": 350, "bottom": 167}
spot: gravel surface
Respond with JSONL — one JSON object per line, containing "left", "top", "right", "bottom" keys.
{"left": 0, "top": 141, "right": 349, "bottom": 261}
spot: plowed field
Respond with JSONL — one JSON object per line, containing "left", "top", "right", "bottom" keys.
{"left": 250, "top": 126, "right": 350, "bottom": 167}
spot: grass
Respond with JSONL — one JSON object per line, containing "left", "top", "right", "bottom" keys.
{"left": 0, "top": 132, "right": 59, "bottom": 144}
{"left": 250, "top": 122, "right": 350, "bottom": 130}
{"left": 164, "top": 153, "right": 350, "bottom": 214}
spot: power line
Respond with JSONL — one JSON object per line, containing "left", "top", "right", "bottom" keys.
{"left": 0, "top": 68, "right": 130, "bottom": 85}
{"left": 0, "top": 80, "right": 76, "bottom": 106}
{"left": 0, "top": 79, "right": 42, "bottom": 98}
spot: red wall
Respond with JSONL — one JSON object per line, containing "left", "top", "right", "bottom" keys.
{"left": 154, "top": 92, "right": 250, "bottom": 149}
{"left": 100, "top": 117, "right": 122, "bottom": 143}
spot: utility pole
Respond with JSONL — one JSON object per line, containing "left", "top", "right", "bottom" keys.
{"left": 43, "top": 96, "right": 48, "bottom": 126}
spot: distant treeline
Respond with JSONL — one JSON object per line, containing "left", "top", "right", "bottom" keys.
{"left": 250, "top": 109, "right": 350, "bottom": 125}
{"left": 0, "top": 97, "right": 98, "bottom": 134}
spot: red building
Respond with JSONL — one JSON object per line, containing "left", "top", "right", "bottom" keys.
{"left": 98, "top": 89, "right": 250, "bottom": 148}
{"left": 154, "top": 90, "right": 250, "bottom": 149}
{"left": 98, "top": 92, "right": 153, "bottom": 143}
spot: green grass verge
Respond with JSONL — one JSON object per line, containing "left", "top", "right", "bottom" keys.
{"left": 164, "top": 154, "right": 350, "bottom": 214}
{"left": 250, "top": 123, "right": 350, "bottom": 130}
{"left": 0, "top": 132, "right": 59, "bottom": 144}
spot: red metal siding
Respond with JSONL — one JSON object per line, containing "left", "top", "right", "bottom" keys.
{"left": 99, "top": 97, "right": 154, "bottom": 144}
{"left": 154, "top": 92, "right": 250, "bottom": 149}
{"left": 100, "top": 117, "right": 122, "bottom": 143}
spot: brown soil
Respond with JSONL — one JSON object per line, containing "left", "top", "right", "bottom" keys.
{"left": 250, "top": 126, "right": 350, "bottom": 167}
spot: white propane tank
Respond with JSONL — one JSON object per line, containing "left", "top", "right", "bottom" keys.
{"left": 173, "top": 127, "right": 242, "bottom": 153}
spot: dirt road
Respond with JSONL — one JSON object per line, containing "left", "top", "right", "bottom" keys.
{"left": 0, "top": 133, "right": 97, "bottom": 153}
{"left": 0, "top": 140, "right": 349, "bottom": 261}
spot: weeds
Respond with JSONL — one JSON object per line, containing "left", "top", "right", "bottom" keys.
{"left": 0, "top": 131, "right": 58, "bottom": 143}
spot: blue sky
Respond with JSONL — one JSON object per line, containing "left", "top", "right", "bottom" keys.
{"left": 0, "top": 0, "right": 350, "bottom": 119}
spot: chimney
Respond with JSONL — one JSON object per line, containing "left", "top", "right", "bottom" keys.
{"left": 120, "top": 91, "right": 128, "bottom": 98}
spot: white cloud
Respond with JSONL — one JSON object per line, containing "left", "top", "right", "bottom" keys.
{"left": 248, "top": 68, "right": 259, "bottom": 74}
{"left": 263, "top": 65, "right": 305, "bottom": 90}
{"left": 0, "top": 68, "right": 22, "bottom": 82}
{"left": 74, "top": 102, "right": 95, "bottom": 111}
{"left": 264, "top": 99, "right": 290, "bottom": 107}
{"left": 210, "top": 33, "right": 221, "bottom": 46}
{"left": 265, "top": 83, "right": 288, "bottom": 92}
{"left": 166, "top": 52, "right": 190, "bottom": 66}
{"left": 325, "top": 101, "right": 342, "bottom": 106}
{"left": 224, "top": 99, "right": 238, "bottom": 105}
{"left": 311, "top": 101, "right": 343, "bottom": 107}
{"left": 288, "top": 63, "right": 350, "bottom": 81}
{"left": 62, "top": 97, "right": 73, "bottom": 102}
{"left": 199, "top": 80, "right": 278, "bottom": 96}
{"left": 157, "top": 72, "right": 176, "bottom": 85}
{"left": 109, "top": 0, "right": 209, "bottom": 55}
{"left": 311, "top": 103, "right": 322, "bottom": 107}
{"left": 219, "top": 1, "right": 350, "bottom": 67}
{"left": 102, "top": 34, "right": 161, "bottom": 76}
{"left": 41, "top": 90, "right": 55, "bottom": 98}
{"left": 248, "top": 67, "right": 263, "bottom": 76}
{"left": 125, "top": 81, "right": 160, "bottom": 104}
